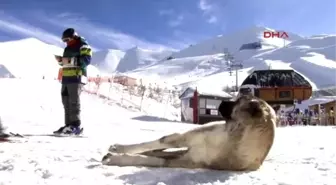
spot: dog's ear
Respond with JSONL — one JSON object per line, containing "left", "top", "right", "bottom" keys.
{"left": 246, "top": 100, "right": 263, "bottom": 117}
{"left": 218, "top": 101, "right": 235, "bottom": 120}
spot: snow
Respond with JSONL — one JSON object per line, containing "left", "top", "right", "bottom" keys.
{"left": 121, "top": 26, "right": 336, "bottom": 90}
{"left": 84, "top": 80, "right": 181, "bottom": 120}
{"left": 0, "top": 38, "right": 62, "bottom": 79}
{"left": 294, "top": 96, "right": 336, "bottom": 110}
{"left": 1, "top": 79, "right": 336, "bottom": 185}
{"left": 171, "top": 26, "right": 300, "bottom": 59}
{"left": 0, "top": 38, "right": 101, "bottom": 80}
{"left": 180, "top": 86, "right": 232, "bottom": 99}
{"left": 116, "top": 47, "right": 173, "bottom": 73}
{"left": 0, "top": 25, "right": 336, "bottom": 184}
{"left": 91, "top": 49, "right": 126, "bottom": 73}
{"left": 1, "top": 25, "right": 334, "bottom": 90}
{"left": 0, "top": 64, "right": 14, "bottom": 78}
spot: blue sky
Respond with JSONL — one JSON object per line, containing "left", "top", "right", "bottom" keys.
{"left": 0, "top": 0, "right": 335, "bottom": 51}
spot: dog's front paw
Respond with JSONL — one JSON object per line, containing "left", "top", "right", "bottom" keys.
{"left": 101, "top": 152, "right": 132, "bottom": 166}
{"left": 108, "top": 144, "right": 126, "bottom": 153}
{"left": 102, "top": 152, "right": 115, "bottom": 165}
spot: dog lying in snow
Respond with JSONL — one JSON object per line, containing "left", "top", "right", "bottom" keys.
{"left": 102, "top": 95, "right": 276, "bottom": 171}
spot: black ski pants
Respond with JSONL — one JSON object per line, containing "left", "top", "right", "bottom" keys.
{"left": 61, "top": 83, "right": 82, "bottom": 127}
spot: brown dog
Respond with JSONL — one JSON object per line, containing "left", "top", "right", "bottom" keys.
{"left": 102, "top": 95, "right": 276, "bottom": 171}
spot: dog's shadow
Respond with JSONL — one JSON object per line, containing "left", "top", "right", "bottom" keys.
{"left": 118, "top": 167, "right": 244, "bottom": 185}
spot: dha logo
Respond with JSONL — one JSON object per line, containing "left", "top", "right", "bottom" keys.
{"left": 263, "top": 31, "right": 289, "bottom": 39}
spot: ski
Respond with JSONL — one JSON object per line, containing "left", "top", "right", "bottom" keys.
{"left": 8, "top": 128, "right": 86, "bottom": 138}
{"left": 9, "top": 132, "right": 24, "bottom": 138}
{"left": 1, "top": 133, "right": 25, "bottom": 143}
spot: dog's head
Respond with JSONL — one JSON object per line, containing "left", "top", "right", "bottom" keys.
{"left": 231, "top": 94, "right": 274, "bottom": 121}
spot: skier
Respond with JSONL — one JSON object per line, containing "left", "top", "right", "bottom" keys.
{"left": 53, "top": 28, "right": 92, "bottom": 135}
{"left": 0, "top": 117, "right": 10, "bottom": 141}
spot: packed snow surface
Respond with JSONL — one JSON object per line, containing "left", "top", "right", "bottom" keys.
{"left": 0, "top": 79, "right": 335, "bottom": 185}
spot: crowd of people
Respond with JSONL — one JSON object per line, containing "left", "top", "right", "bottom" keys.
{"left": 277, "top": 108, "right": 335, "bottom": 126}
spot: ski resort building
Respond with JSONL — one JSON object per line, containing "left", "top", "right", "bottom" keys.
{"left": 309, "top": 98, "right": 336, "bottom": 125}
{"left": 179, "top": 87, "right": 232, "bottom": 124}
{"left": 238, "top": 69, "right": 313, "bottom": 105}
{"left": 87, "top": 75, "right": 138, "bottom": 86}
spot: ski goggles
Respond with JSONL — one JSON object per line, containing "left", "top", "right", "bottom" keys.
{"left": 62, "top": 37, "right": 73, "bottom": 43}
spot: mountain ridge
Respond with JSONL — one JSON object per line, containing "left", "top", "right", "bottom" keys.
{"left": 0, "top": 26, "right": 335, "bottom": 90}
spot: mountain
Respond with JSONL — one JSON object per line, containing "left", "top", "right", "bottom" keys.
{"left": 90, "top": 46, "right": 174, "bottom": 74}
{"left": 116, "top": 46, "right": 174, "bottom": 72}
{"left": 0, "top": 26, "right": 334, "bottom": 90}
{"left": 0, "top": 37, "right": 100, "bottom": 79}
{"left": 171, "top": 26, "right": 303, "bottom": 59}
{"left": 91, "top": 49, "right": 125, "bottom": 73}
{"left": 125, "top": 26, "right": 336, "bottom": 90}
{"left": 0, "top": 38, "right": 62, "bottom": 79}
{"left": 0, "top": 64, "right": 14, "bottom": 78}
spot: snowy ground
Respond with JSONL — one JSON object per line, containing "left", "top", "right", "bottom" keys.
{"left": 0, "top": 79, "right": 336, "bottom": 185}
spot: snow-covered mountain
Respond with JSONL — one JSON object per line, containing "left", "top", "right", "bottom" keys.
{"left": 125, "top": 26, "right": 336, "bottom": 90}
{"left": 0, "top": 38, "right": 62, "bottom": 79}
{"left": 171, "top": 26, "right": 303, "bottom": 59}
{"left": 0, "top": 26, "right": 335, "bottom": 90}
{"left": 91, "top": 49, "right": 125, "bottom": 73}
{"left": 116, "top": 46, "right": 173, "bottom": 72}
{"left": 91, "top": 46, "right": 174, "bottom": 74}
{"left": 0, "top": 64, "right": 14, "bottom": 78}
{"left": 0, "top": 38, "right": 100, "bottom": 79}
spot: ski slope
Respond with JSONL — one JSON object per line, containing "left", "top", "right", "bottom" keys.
{"left": 0, "top": 38, "right": 62, "bottom": 79}
{"left": 1, "top": 79, "right": 336, "bottom": 185}
{"left": 122, "top": 26, "right": 336, "bottom": 90}
{"left": 0, "top": 26, "right": 334, "bottom": 90}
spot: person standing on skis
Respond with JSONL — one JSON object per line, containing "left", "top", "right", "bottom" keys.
{"left": 54, "top": 28, "right": 92, "bottom": 135}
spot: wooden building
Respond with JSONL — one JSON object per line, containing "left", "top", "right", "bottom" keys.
{"left": 322, "top": 100, "right": 335, "bottom": 125}
{"left": 87, "top": 75, "right": 138, "bottom": 86}
{"left": 308, "top": 97, "right": 336, "bottom": 125}
{"left": 113, "top": 75, "right": 137, "bottom": 86}
{"left": 179, "top": 87, "right": 232, "bottom": 125}
{"left": 238, "top": 69, "right": 312, "bottom": 105}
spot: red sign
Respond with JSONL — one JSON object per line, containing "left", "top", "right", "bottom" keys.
{"left": 264, "top": 31, "right": 289, "bottom": 39}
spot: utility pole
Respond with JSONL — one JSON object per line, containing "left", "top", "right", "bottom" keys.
{"left": 231, "top": 62, "right": 243, "bottom": 91}
{"left": 223, "top": 48, "right": 243, "bottom": 91}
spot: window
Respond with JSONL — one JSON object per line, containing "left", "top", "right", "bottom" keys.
{"left": 200, "top": 108, "right": 206, "bottom": 115}
{"left": 206, "top": 99, "right": 221, "bottom": 109}
{"left": 279, "top": 91, "right": 291, "bottom": 98}
{"left": 200, "top": 109, "right": 219, "bottom": 116}
{"left": 210, "top": 109, "right": 218, "bottom": 115}
{"left": 189, "top": 98, "right": 194, "bottom": 108}
{"left": 199, "top": 98, "right": 206, "bottom": 108}
{"left": 198, "top": 98, "right": 222, "bottom": 116}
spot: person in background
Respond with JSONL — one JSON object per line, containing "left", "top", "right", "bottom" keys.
{"left": 0, "top": 117, "right": 10, "bottom": 140}
{"left": 53, "top": 28, "right": 92, "bottom": 135}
